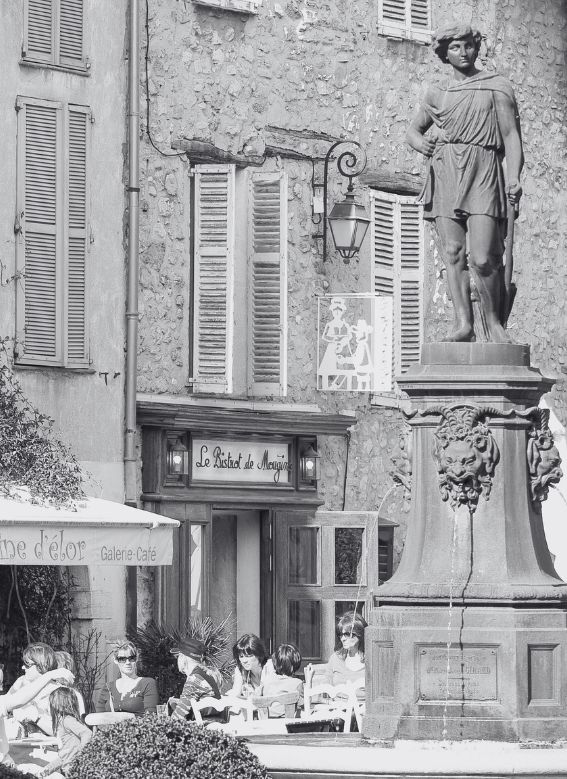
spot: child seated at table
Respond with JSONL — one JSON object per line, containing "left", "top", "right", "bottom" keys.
{"left": 37, "top": 687, "right": 92, "bottom": 778}
{"left": 259, "top": 644, "right": 303, "bottom": 718}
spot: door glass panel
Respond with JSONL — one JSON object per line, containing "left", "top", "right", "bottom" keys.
{"left": 288, "top": 600, "right": 321, "bottom": 658}
{"left": 190, "top": 524, "right": 203, "bottom": 615}
{"left": 288, "top": 526, "right": 319, "bottom": 585}
{"left": 334, "top": 601, "right": 365, "bottom": 625}
{"left": 334, "top": 527, "right": 364, "bottom": 584}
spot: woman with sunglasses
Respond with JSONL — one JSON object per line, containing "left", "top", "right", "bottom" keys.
{"left": 227, "top": 634, "right": 272, "bottom": 698}
{"left": 326, "top": 612, "right": 367, "bottom": 698}
{"left": 96, "top": 641, "right": 158, "bottom": 717}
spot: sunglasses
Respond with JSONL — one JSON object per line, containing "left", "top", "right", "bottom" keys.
{"left": 117, "top": 655, "right": 137, "bottom": 663}
{"left": 339, "top": 633, "right": 355, "bottom": 638}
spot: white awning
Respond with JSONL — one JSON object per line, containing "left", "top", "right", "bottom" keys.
{"left": 0, "top": 496, "right": 179, "bottom": 566}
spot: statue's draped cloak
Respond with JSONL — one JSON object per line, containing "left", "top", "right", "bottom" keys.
{"left": 421, "top": 72, "right": 517, "bottom": 221}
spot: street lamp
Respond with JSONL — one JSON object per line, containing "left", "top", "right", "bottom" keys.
{"left": 300, "top": 442, "right": 320, "bottom": 483}
{"left": 312, "top": 140, "right": 370, "bottom": 263}
{"left": 166, "top": 434, "right": 189, "bottom": 478}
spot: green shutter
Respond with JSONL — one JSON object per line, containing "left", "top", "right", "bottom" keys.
{"left": 192, "top": 165, "right": 235, "bottom": 394}
{"left": 378, "top": 0, "right": 431, "bottom": 42}
{"left": 66, "top": 107, "right": 88, "bottom": 363}
{"left": 24, "top": 0, "right": 54, "bottom": 63}
{"left": 59, "top": 0, "right": 84, "bottom": 67}
{"left": 18, "top": 99, "right": 62, "bottom": 363}
{"left": 371, "top": 191, "right": 423, "bottom": 384}
{"left": 248, "top": 171, "right": 287, "bottom": 396}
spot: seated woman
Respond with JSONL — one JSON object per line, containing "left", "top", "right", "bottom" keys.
{"left": 227, "top": 634, "right": 271, "bottom": 698}
{"left": 0, "top": 663, "right": 74, "bottom": 768}
{"left": 169, "top": 637, "right": 223, "bottom": 721}
{"left": 323, "top": 612, "right": 367, "bottom": 699}
{"left": 96, "top": 641, "right": 158, "bottom": 717}
{"left": 259, "top": 643, "right": 303, "bottom": 718}
{"left": 10, "top": 643, "right": 59, "bottom": 726}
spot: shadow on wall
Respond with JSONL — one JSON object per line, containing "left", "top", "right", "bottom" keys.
{"left": 541, "top": 397, "right": 567, "bottom": 582}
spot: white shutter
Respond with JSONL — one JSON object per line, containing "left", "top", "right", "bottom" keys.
{"left": 371, "top": 191, "right": 423, "bottom": 383}
{"left": 59, "top": 0, "right": 84, "bottom": 68}
{"left": 16, "top": 98, "right": 63, "bottom": 364}
{"left": 410, "top": 0, "right": 430, "bottom": 32}
{"left": 24, "top": 0, "right": 54, "bottom": 64}
{"left": 65, "top": 106, "right": 89, "bottom": 364}
{"left": 398, "top": 201, "right": 423, "bottom": 372}
{"left": 378, "top": 0, "right": 431, "bottom": 42}
{"left": 248, "top": 171, "right": 287, "bottom": 397}
{"left": 192, "top": 165, "right": 235, "bottom": 394}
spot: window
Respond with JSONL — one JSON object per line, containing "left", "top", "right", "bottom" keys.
{"left": 377, "top": 0, "right": 431, "bottom": 43}
{"left": 191, "top": 164, "right": 287, "bottom": 397}
{"left": 15, "top": 97, "right": 90, "bottom": 367}
{"left": 370, "top": 190, "right": 424, "bottom": 383}
{"left": 23, "top": 0, "right": 87, "bottom": 71}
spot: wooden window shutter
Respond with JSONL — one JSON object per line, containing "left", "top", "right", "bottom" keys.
{"left": 410, "top": 0, "right": 430, "bottom": 32}
{"left": 371, "top": 193, "right": 396, "bottom": 386}
{"left": 24, "top": 0, "right": 54, "bottom": 63}
{"left": 65, "top": 106, "right": 89, "bottom": 364}
{"left": 378, "top": 0, "right": 431, "bottom": 41}
{"left": 16, "top": 98, "right": 63, "bottom": 364}
{"left": 59, "top": 0, "right": 84, "bottom": 68}
{"left": 398, "top": 199, "right": 423, "bottom": 373}
{"left": 248, "top": 170, "right": 287, "bottom": 397}
{"left": 371, "top": 191, "right": 423, "bottom": 383}
{"left": 192, "top": 165, "right": 235, "bottom": 394}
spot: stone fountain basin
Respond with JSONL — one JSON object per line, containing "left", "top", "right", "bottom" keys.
{"left": 246, "top": 734, "right": 567, "bottom": 777}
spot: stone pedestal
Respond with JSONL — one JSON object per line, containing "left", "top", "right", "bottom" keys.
{"left": 364, "top": 343, "right": 567, "bottom": 741}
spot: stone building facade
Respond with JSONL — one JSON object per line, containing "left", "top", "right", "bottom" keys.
{"left": 0, "top": 2, "right": 129, "bottom": 641}
{"left": 135, "top": 0, "right": 567, "bottom": 661}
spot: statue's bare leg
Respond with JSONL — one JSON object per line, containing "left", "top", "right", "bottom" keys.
{"left": 468, "top": 215, "right": 510, "bottom": 344}
{"left": 435, "top": 217, "right": 474, "bottom": 342}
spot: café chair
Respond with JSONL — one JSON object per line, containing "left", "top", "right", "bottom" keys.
{"left": 249, "top": 691, "right": 300, "bottom": 719}
{"left": 302, "top": 683, "right": 355, "bottom": 733}
{"left": 190, "top": 695, "right": 253, "bottom": 726}
{"left": 84, "top": 712, "right": 135, "bottom": 733}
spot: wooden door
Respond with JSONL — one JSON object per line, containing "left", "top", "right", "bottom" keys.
{"left": 274, "top": 510, "right": 382, "bottom": 665}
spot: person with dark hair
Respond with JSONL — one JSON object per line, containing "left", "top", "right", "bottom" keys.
{"left": 260, "top": 644, "right": 303, "bottom": 718}
{"left": 326, "top": 612, "right": 367, "bottom": 698}
{"left": 10, "top": 643, "right": 59, "bottom": 725}
{"left": 0, "top": 663, "right": 74, "bottom": 767}
{"left": 96, "top": 640, "right": 158, "bottom": 717}
{"left": 227, "top": 634, "right": 271, "bottom": 698}
{"left": 407, "top": 22, "right": 523, "bottom": 344}
{"left": 168, "top": 637, "right": 223, "bottom": 721}
{"left": 37, "top": 687, "right": 92, "bottom": 777}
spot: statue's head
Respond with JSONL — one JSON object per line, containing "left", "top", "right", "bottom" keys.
{"left": 432, "top": 24, "right": 483, "bottom": 64}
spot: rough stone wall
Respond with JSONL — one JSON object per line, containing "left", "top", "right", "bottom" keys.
{"left": 138, "top": 0, "right": 567, "bottom": 560}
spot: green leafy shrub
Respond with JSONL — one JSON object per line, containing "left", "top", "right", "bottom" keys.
{"left": 0, "top": 764, "right": 35, "bottom": 779}
{"left": 67, "top": 716, "right": 268, "bottom": 779}
{"left": 132, "top": 616, "right": 235, "bottom": 702}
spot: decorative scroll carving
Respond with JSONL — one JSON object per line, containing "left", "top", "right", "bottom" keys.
{"left": 527, "top": 409, "right": 563, "bottom": 504}
{"left": 429, "top": 405, "right": 500, "bottom": 512}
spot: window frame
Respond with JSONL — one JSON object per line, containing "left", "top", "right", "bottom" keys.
{"left": 369, "top": 189, "right": 424, "bottom": 394}
{"left": 377, "top": 0, "right": 432, "bottom": 44}
{"left": 191, "top": 163, "right": 288, "bottom": 398}
{"left": 22, "top": 0, "right": 89, "bottom": 74}
{"left": 15, "top": 95, "right": 91, "bottom": 369}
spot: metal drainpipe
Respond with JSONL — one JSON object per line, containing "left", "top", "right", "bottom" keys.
{"left": 124, "top": 0, "right": 140, "bottom": 635}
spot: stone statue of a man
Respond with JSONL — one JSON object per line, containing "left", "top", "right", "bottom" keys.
{"left": 407, "top": 24, "right": 523, "bottom": 343}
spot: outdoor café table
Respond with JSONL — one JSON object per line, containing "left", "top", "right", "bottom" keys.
{"left": 9, "top": 735, "right": 59, "bottom": 774}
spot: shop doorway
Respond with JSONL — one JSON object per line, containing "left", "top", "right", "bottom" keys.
{"left": 210, "top": 510, "right": 262, "bottom": 651}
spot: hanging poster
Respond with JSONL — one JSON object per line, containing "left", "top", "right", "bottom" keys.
{"left": 317, "top": 294, "right": 393, "bottom": 392}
